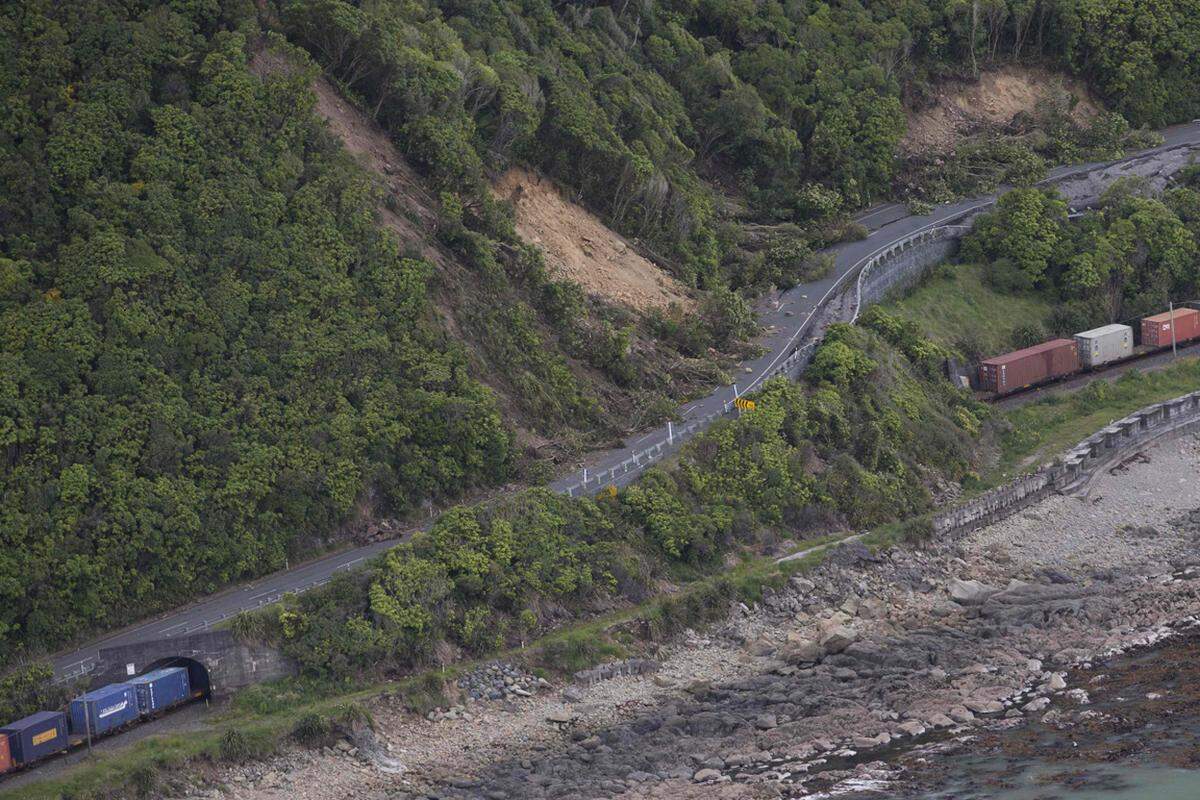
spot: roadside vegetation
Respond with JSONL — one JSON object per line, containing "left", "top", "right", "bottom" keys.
{"left": 885, "top": 262, "right": 1058, "bottom": 360}
{"left": 232, "top": 308, "right": 983, "bottom": 681}
{"left": 886, "top": 171, "right": 1200, "bottom": 363}
{"left": 993, "top": 359, "right": 1200, "bottom": 482}
{"left": 19, "top": 349, "right": 1196, "bottom": 798}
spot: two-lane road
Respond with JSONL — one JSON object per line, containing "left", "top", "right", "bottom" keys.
{"left": 50, "top": 123, "right": 1200, "bottom": 681}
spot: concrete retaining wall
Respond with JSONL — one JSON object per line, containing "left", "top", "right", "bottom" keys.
{"left": 573, "top": 658, "right": 659, "bottom": 687}
{"left": 857, "top": 236, "right": 960, "bottom": 307}
{"left": 933, "top": 391, "right": 1200, "bottom": 537}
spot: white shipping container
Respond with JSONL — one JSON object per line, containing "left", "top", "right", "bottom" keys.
{"left": 1074, "top": 323, "right": 1133, "bottom": 367}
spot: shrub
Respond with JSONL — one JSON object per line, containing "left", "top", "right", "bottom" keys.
{"left": 291, "top": 713, "right": 332, "bottom": 748}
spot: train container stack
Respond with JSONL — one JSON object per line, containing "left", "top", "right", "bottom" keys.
{"left": 68, "top": 683, "right": 139, "bottom": 739}
{"left": 1075, "top": 323, "right": 1133, "bottom": 368}
{"left": 129, "top": 667, "right": 191, "bottom": 715}
{"left": 0, "top": 712, "right": 68, "bottom": 766}
{"left": 1141, "top": 308, "right": 1200, "bottom": 348}
{"left": 979, "top": 339, "right": 1079, "bottom": 393}
{"left": 0, "top": 667, "right": 204, "bottom": 776}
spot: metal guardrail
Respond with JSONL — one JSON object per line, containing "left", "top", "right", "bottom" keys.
{"left": 561, "top": 219, "right": 976, "bottom": 500}
{"left": 850, "top": 224, "right": 975, "bottom": 323}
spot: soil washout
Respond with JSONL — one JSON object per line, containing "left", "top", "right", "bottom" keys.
{"left": 494, "top": 167, "right": 693, "bottom": 313}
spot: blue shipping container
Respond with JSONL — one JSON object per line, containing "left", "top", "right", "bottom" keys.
{"left": 69, "top": 683, "right": 139, "bottom": 738}
{"left": 0, "top": 711, "right": 67, "bottom": 764}
{"left": 130, "top": 667, "right": 191, "bottom": 714}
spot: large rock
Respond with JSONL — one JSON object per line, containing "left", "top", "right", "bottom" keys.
{"left": 782, "top": 639, "right": 824, "bottom": 665}
{"left": 964, "top": 698, "right": 1004, "bottom": 714}
{"left": 1042, "top": 673, "right": 1067, "bottom": 691}
{"left": 819, "top": 625, "right": 859, "bottom": 654}
{"left": 693, "top": 769, "right": 722, "bottom": 783}
{"left": 948, "top": 579, "right": 999, "bottom": 606}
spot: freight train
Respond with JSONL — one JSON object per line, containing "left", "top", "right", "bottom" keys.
{"left": 980, "top": 307, "right": 1200, "bottom": 397}
{"left": 0, "top": 666, "right": 199, "bottom": 774}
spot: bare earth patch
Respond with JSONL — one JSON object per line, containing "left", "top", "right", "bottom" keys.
{"left": 903, "top": 65, "right": 1100, "bottom": 154}
{"left": 495, "top": 167, "right": 693, "bottom": 312}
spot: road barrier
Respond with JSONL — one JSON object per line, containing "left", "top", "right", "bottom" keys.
{"left": 933, "top": 391, "right": 1200, "bottom": 537}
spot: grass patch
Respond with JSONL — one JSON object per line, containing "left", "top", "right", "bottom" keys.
{"left": 990, "top": 359, "right": 1200, "bottom": 484}
{"left": 884, "top": 262, "right": 1056, "bottom": 358}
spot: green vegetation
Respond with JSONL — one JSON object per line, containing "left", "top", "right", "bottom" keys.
{"left": 890, "top": 174, "right": 1200, "bottom": 364}
{"left": 0, "top": 662, "right": 71, "bottom": 725}
{"left": 0, "top": 5, "right": 517, "bottom": 666}
{"left": 885, "top": 262, "right": 1057, "bottom": 360}
{"left": 5, "top": 0, "right": 1200, "bottom": 676}
{"left": 899, "top": 103, "right": 1161, "bottom": 204}
{"left": 0, "top": 542, "right": 836, "bottom": 800}
{"left": 962, "top": 179, "right": 1200, "bottom": 333}
{"left": 994, "top": 358, "right": 1200, "bottom": 481}
{"left": 280, "top": 0, "right": 1195, "bottom": 290}
{"left": 245, "top": 310, "right": 984, "bottom": 680}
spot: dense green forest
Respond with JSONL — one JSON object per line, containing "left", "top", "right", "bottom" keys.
{"left": 961, "top": 172, "right": 1200, "bottom": 343}
{"left": 0, "top": 3, "right": 517, "bottom": 661}
{"left": 3, "top": 0, "right": 1200, "bottom": 668}
{"left": 280, "top": 0, "right": 1195, "bottom": 288}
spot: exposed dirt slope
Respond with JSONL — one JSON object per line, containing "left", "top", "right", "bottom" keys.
{"left": 495, "top": 167, "right": 693, "bottom": 312}
{"left": 904, "top": 65, "right": 1100, "bottom": 154}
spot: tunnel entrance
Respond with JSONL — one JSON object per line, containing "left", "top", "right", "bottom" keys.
{"left": 138, "top": 656, "right": 211, "bottom": 699}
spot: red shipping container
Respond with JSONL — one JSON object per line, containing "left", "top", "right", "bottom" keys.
{"left": 1141, "top": 308, "right": 1200, "bottom": 348}
{"left": 0, "top": 732, "right": 11, "bottom": 773}
{"left": 979, "top": 339, "right": 1079, "bottom": 394}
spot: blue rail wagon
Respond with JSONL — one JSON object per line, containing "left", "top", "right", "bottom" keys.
{"left": 0, "top": 711, "right": 68, "bottom": 765}
{"left": 130, "top": 666, "right": 192, "bottom": 715}
{"left": 68, "top": 683, "right": 139, "bottom": 738}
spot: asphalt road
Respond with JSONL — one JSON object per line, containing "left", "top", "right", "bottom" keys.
{"left": 49, "top": 123, "right": 1200, "bottom": 682}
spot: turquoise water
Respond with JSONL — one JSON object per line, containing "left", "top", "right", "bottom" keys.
{"left": 922, "top": 757, "right": 1200, "bottom": 799}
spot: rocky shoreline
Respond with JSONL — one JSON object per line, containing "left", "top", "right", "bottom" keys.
{"left": 197, "top": 433, "right": 1200, "bottom": 800}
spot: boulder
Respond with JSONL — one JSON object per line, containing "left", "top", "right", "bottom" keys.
{"left": 754, "top": 714, "right": 778, "bottom": 730}
{"left": 858, "top": 598, "right": 887, "bottom": 619}
{"left": 546, "top": 709, "right": 577, "bottom": 724}
{"left": 782, "top": 639, "right": 824, "bottom": 665}
{"left": 1042, "top": 673, "right": 1067, "bottom": 692}
{"left": 692, "top": 769, "right": 722, "bottom": 783}
{"left": 819, "top": 625, "right": 859, "bottom": 654}
{"left": 949, "top": 579, "right": 999, "bottom": 606}
{"left": 1022, "top": 697, "right": 1050, "bottom": 712}
{"left": 747, "top": 637, "right": 776, "bottom": 657}
{"left": 948, "top": 706, "right": 975, "bottom": 724}
{"left": 964, "top": 698, "right": 1004, "bottom": 714}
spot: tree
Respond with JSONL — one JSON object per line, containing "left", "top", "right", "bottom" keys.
{"left": 970, "top": 188, "right": 1067, "bottom": 286}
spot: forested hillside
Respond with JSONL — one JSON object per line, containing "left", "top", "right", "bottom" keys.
{"left": 0, "top": 3, "right": 516, "bottom": 661}
{"left": 248, "top": 311, "right": 985, "bottom": 680}
{"left": 2, "top": 0, "right": 1200, "bottom": 667}
{"left": 281, "top": 0, "right": 1198, "bottom": 287}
